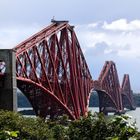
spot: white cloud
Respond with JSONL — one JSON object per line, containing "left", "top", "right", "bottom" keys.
{"left": 103, "top": 19, "right": 140, "bottom": 31}
{"left": 0, "top": 19, "right": 139, "bottom": 92}
{"left": 75, "top": 19, "right": 140, "bottom": 92}
{"left": 1, "top": 19, "right": 140, "bottom": 59}
{"left": 76, "top": 19, "right": 140, "bottom": 58}
{"left": 0, "top": 24, "right": 42, "bottom": 49}
{"left": 87, "top": 23, "right": 99, "bottom": 28}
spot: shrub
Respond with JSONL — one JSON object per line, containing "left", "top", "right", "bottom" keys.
{"left": 0, "top": 110, "right": 139, "bottom": 140}
{"left": 67, "top": 112, "right": 108, "bottom": 140}
{"left": 0, "top": 110, "right": 53, "bottom": 140}
{"left": 67, "top": 112, "right": 139, "bottom": 140}
{"left": 0, "top": 130, "right": 19, "bottom": 140}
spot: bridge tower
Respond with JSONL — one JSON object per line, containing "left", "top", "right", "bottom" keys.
{"left": 121, "top": 74, "right": 136, "bottom": 110}
{"left": 93, "top": 61, "right": 124, "bottom": 114}
{"left": 0, "top": 49, "right": 17, "bottom": 111}
{"left": 14, "top": 21, "right": 92, "bottom": 119}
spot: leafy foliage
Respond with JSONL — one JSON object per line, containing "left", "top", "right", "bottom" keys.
{"left": 0, "top": 110, "right": 53, "bottom": 140}
{"left": 0, "top": 130, "right": 19, "bottom": 140}
{"left": 0, "top": 110, "right": 139, "bottom": 140}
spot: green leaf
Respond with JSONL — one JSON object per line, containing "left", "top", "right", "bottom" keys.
{"left": 10, "top": 131, "right": 19, "bottom": 137}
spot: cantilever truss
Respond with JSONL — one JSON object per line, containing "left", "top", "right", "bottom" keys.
{"left": 14, "top": 21, "right": 92, "bottom": 119}
{"left": 121, "top": 74, "right": 136, "bottom": 110}
{"left": 93, "top": 61, "right": 123, "bottom": 113}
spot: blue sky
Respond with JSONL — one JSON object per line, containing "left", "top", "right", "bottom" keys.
{"left": 0, "top": 0, "right": 140, "bottom": 92}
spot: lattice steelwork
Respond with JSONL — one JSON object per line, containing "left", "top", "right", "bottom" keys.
{"left": 97, "top": 61, "right": 123, "bottom": 113}
{"left": 14, "top": 20, "right": 92, "bottom": 119}
{"left": 121, "top": 74, "right": 136, "bottom": 110}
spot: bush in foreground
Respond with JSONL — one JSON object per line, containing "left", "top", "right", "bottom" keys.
{"left": 0, "top": 110, "right": 139, "bottom": 140}
{"left": 0, "top": 110, "right": 53, "bottom": 139}
{"left": 67, "top": 113, "right": 139, "bottom": 140}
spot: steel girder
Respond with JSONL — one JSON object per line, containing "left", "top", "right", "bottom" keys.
{"left": 12, "top": 20, "right": 135, "bottom": 118}
{"left": 121, "top": 74, "right": 136, "bottom": 110}
{"left": 93, "top": 61, "right": 123, "bottom": 114}
{"left": 14, "top": 21, "right": 92, "bottom": 119}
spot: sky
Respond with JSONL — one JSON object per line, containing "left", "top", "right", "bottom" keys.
{"left": 0, "top": 0, "right": 140, "bottom": 92}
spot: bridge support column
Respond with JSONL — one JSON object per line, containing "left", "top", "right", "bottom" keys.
{"left": 0, "top": 49, "right": 17, "bottom": 111}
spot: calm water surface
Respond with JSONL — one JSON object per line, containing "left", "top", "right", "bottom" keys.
{"left": 89, "top": 107, "right": 140, "bottom": 130}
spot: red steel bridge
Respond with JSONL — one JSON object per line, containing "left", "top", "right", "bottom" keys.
{"left": 0, "top": 20, "right": 136, "bottom": 119}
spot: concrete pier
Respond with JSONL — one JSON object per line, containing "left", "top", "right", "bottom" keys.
{"left": 0, "top": 49, "right": 17, "bottom": 111}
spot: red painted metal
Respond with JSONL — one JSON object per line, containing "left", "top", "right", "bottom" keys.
{"left": 121, "top": 74, "right": 136, "bottom": 110}
{"left": 14, "top": 20, "right": 92, "bottom": 119}
{"left": 10, "top": 20, "right": 135, "bottom": 119}
{"left": 93, "top": 61, "right": 124, "bottom": 114}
